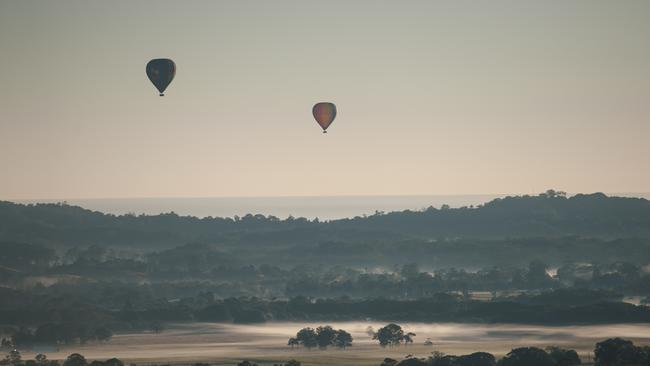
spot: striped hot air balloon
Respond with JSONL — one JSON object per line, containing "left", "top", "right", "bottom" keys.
{"left": 312, "top": 102, "right": 337, "bottom": 133}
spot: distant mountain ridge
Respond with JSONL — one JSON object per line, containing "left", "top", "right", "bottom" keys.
{"left": 1, "top": 191, "right": 650, "bottom": 248}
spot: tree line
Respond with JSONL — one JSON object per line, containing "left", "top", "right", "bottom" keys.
{"left": 379, "top": 337, "right": 650, "bottom": 366}
{"left": 2, "top": 192, "right": 650, "bottom": 252}
{"left": 3, "top": 324, "right": 112, "bottom": 348}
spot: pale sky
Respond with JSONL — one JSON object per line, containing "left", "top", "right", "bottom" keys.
{"left": 1, "top": 1, "right": 649, "bottom": 199}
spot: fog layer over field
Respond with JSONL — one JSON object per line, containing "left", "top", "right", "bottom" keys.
{"left": 20, "top": 322, "right": 650, "bottom": 363}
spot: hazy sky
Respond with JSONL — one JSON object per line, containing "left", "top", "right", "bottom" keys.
{"left": 1, "top": 1, "right": 649, "bottom": 199}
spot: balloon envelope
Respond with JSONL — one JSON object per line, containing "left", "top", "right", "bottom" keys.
{"left": 312, "top": 102, "right": 337, "bottom": 133}
{"left": 146, "top": 59, "right": 176, "bottom": 96}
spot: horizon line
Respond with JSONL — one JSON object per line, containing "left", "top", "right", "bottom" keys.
{"left": 6, "top": 191, "right": 650, "bottom": 203}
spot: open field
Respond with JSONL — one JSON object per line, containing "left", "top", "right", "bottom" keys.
{"left": 18, "top": 322, "right": 650, "bottom": 365}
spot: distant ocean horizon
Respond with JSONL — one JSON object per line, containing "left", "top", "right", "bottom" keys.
{"left": 10, "top": 192, "right": 650, "bottom": 220}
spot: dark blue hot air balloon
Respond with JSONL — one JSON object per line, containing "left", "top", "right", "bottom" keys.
{"left": 146, "top": 59, "right": 176, "bottom": 96}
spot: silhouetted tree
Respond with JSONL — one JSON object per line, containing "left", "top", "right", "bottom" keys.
{"left": 403, "top": 332, "right": 416, "bottom": 345}
{"left": 373, "top": 324, "right": 408, "bottom": 347}
{"left": 395, "top": 358, "right": 427, "bottom": 366}
{"left": 498, "top": 347, "right": 554, "bottom": 366}
{"left": 5, "top": 350, "right": 21, "bottom": 366}
{"left": 35, "top": 354, "right": 47, "bottom": 366}
{"left": 334, "top": 330, "right": 353, "bottom": 349}
{"left": 103, "top": 359, "right": 124, "bottom": 366}
{"left": 315, "top": 326, "right": 337, "bottom": 349}
{"left": 62, "top": 354, "right": 87, "bottom": 366}
{"left": 546, "top": 346, "right": 581, "bottom": 366}
{"left": 594, "top": 338, "right": 643, "bottom": 366}
{"left": 295, "top": 328, "right": 317, "bottom": 349}
{"left": 455, "top": 352, "right": 496, "bottom": 366}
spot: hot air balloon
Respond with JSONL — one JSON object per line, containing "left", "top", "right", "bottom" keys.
{"left": 146, "top": 59, "right": 176, "bottom": 96}
{"left": 312, "top": 102, "right": 336, "bottom": 133}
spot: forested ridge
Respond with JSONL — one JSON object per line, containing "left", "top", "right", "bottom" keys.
{"left": 2, "top": 191, "right": 650, "bottom": 250}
